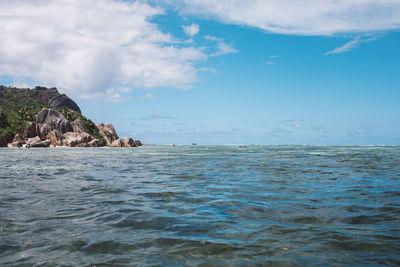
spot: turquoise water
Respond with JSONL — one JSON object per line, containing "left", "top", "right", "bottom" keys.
{"left": 1, "top": 146, "right": 399, "bottom": 266}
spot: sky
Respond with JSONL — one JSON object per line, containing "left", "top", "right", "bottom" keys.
{"left": 0, "top": 0, "right": 399, "bottom": 145}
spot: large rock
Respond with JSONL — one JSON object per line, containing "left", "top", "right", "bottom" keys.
{"left": 0, "top": 135, "right": 6, "bottom": 147}
{"left": 120, "top": 137, "right": 134, "bottom": 147}
{"left": 109, "top": 139, "right": 122, "bottom": 147}
{"left": 28, "top": 86, "right": 81, "bottom": 113}
{"left": 46, "top": 130, "right": 65, "bottom": 147}
{"left": 26, "top": 136, "right": 50, "bottom": 147}
{"left": 71, "top": 120, "right": 92, "bottom": 135}
{"left": 63, "top": 132, "right": 92, "bottom": 147}
{"left": 97, "top": 123, "right": 119, "bottom": 145}
{"left": 36, "top": 108, "right": 72, "bottom": 140}
{"left": 13, "top": 134, "right": 26, "bottom": 144}
{"left": 108, "top": 137, "right": 136, "bottom": 147}
{"left": 26, "top": 136, "right": 41, "bottom": 145}
{"left": 88, "top": 139, "right": 102, "bottom": 147}
{"left": 25, "top": 122, "right": 38, "bottom": 138}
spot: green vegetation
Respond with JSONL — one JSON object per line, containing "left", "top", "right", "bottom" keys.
{"left": 0, "top": 86, "right": 44, "bottom": 109}
{"left": 0, "top": 86, "right": 104, "bottom": 144}
{"left": 0, "top": 105, "right": 45, "bottom": 142}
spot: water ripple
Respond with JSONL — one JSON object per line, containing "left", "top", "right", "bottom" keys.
{"left": 1, "top": 145, "right": 399, "bottom": 266}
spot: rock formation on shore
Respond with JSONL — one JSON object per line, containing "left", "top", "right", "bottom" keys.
{"left": 36, "top": 108, "right": 73, "bottom": 139}
{"left": 98, "top": 123, "right": 119, "bottom": 145}
{"left": 7, "top": 108, "right": 141, "bottom": 148}
{"left": 0, "top": 86, "right": 142, "bottom": 148}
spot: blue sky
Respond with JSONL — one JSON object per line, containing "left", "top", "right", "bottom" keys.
{"left": 1, "top": 0, "right": 399, "bottom": 145}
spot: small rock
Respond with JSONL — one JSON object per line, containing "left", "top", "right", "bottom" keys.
{"left": 13, "top": 134, "right": 26, "bottom": 144}
{"left": 10, "top": 141, "right": 23, "bottom": 148}
{"left": 64, "top": 132, "right": 92, "bottom": 147}
{"left": 133, "top": 140, "right": 142, "bottom": 147}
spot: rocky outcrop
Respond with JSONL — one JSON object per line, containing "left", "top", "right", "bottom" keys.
{"left": 0, "top": 135, "right": 6, "bottom": 147}
{"left": 26, "top": 136, "right": 50, "bottom": 147}
{"left": 133, "top": 140, "right": 142, "bottom": 147}
{"left": 46, "top": 130, "right": 65, "bottom": 147}
{"left": 26, "top": 136, "right": 41, "bottom": 145}
{"left": 36, "top": 109, "right": 72, "bottom": 140}
{"left": 120, "top": 137, "right": 134, "bottom": 147}
{"left": 13, "top": 134, "right": 26, "bottom": 144}
{"left": 0, "top": 85, "right": 143, "bottom": 148}
{"left": 88, "top": 139, "right": 102, "bottom": 147}
{"left": 97, "top": 123, "right": 119, "bottom": 145}
{"left": 108, "top": 137, "right": 140, "bottom": 147}
{"left": 71, "top": 120, "right": 92, "bottom": 135}
{"left": 63, "top": 132, "right": 92, "bottom": 147}
{"left": 28, "top": 86, "right": 81, "bottom": 113}
{"left": 9, "top": 141, "right": 23, "bottom": 148}
{"left": 9, "top": 134, "right": 26, "bottom": 147}
{"left": 25, "top": 122, "right": 38, "bottom": 138}
{"left": 109, "top": 139, "right": 122, "bottom": 147}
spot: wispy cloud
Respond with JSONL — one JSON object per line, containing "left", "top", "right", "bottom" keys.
{"left": 183, "top": 23, "right": 199, "bottom": 36}
{"left": 205, "top": 35, "right": 238, "bottom": 56}
{"left": 137, "top": 93, "right": 154, "bottom": 100}
{"left": 166, "top": 1, "right": 400, "bottom": 35}
{"left": 325, "top": 35, "right": 380, "bottom": 55}
{"left": 266, "top": 61, "right": 274, "bottom": 65}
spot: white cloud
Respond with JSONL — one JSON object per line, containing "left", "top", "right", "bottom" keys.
{"left": 137, "top": 93, "right": 155, "bottom": 100}
{"left": 0, "top": 0, "right": 207, "bottom": 100}
{"left": 167, "top": 0, "right": 400, "bottom": 35}
{"left": 205, "top": 35, "right": 238, "bottom": 56}
{"left": 325, "top": 35, "right": 380, "bottom": 55}
{"left": 266, "top": 61, "right": 274, "bottom": 65}
{"left": 183, "top": 23, "right": 199, "bottom": 36}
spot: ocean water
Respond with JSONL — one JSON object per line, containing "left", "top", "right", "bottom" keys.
{"left": 0, "top": 146, "right": 399, "bottom": 266}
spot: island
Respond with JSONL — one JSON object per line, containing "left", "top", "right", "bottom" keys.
{"left": 0, "top": 85, "right": 142, "bottom": 148}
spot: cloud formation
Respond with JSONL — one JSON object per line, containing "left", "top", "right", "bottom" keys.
{"left": 137, "top": 93, "right": 155, "bottom": 100}
{"left": 169, "top": 0, "right": 400, "bottom": 35}
{"left": 325, "top": 35, "right": 380, "bottom": 55}
{"left": 0, "top": 0, "right": 206, "bottom": 99}
{"left": 183, "top": 23, "right": 200, "bottom": 36}
{"left": 205, "top": 36, "right": 238, "bottom": 56}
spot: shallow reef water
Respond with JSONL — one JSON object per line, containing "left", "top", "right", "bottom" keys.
{"left": 1, "top": 146, "right": 400, "bottom": 266}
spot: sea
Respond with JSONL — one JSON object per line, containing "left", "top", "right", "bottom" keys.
{"left": 0, "top": 145, "right": 399, "bottom": 266}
